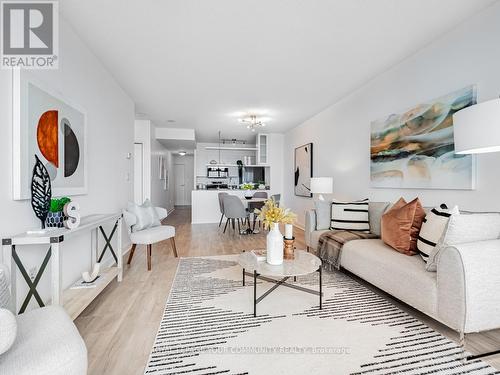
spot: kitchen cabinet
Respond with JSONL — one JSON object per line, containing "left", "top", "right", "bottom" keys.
{"left": 257, "top": 133, "right": 268, "bottom": 165}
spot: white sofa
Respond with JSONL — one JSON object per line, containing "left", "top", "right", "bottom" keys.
{"left": 305, "top": 202, "right": 500, "bottom": 335}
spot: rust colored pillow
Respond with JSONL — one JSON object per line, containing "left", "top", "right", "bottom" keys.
{"left": 381, "top": 198, "right": 424, "bottom": 255}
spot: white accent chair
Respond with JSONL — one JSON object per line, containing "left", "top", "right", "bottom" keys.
{"left": 0, "top": 264, "right": 87, "bottom": 374}
{"left": 123, "top": 207, "right": 178, "bottom": 271}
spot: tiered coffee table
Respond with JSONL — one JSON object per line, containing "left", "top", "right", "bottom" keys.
{"left": 238, "top": 250, "right": 323, "bottom": 317}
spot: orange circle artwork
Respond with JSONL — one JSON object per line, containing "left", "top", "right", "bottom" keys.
{"left": 37, "top": 110, "right": 59, "bottom": 167}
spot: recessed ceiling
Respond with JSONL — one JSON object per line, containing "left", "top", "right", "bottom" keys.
{"left": 61, "top": 0, "right": 496, "bottom": 142}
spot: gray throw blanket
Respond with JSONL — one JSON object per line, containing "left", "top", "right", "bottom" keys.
{"left": 317, "top": 230, "right": 378, "bottom": 271}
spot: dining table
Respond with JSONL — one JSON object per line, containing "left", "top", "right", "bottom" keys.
{"left": 239, "top": 197, "right": 267, "bottom": 234}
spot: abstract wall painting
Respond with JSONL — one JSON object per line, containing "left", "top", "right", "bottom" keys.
{"left": 13, "top": 71, "right": 87, "bottom": 200}
{"left": 370, "top": 86, "right": 476, "bottom": 190}
{"left": 294, "top": 143, "right": 313, "bottom": 197}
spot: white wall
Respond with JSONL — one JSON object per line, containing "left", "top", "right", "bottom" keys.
{"left": 134, "top": 120, "right": 175, "bottom": 212}
{"left": 0, "top": 18, "right": 135, "bottom": 310}
{"left": 283, "top": 3, "right": 500, "bottom": 227}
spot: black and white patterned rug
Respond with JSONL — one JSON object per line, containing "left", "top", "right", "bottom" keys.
{"left": 144, "top": 256, "right": 499, "bottom": 375}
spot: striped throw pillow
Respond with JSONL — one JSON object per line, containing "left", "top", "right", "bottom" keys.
{"left": 330, "top": 199, "right": 370, "bottom": 232}
{"left": 417, "top": 204, "right": 459, "bottom": 265}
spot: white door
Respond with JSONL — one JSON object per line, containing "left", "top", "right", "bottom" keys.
{"left": 174, "top": 163, "right": 186, "bottom": 205}
{"left": 133, "top": 143, "right": 143, "bottom": 204}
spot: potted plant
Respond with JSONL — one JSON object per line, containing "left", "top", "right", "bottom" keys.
{"left": 255, "top": 198, "right": 296, "bottom": 265}
{"left": 240, "top": 183, "right": 254, "bottom": 199}
{"left": 46, "top": 197, "right": 71, "bottom": 228}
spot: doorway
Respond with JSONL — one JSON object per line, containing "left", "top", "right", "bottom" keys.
{"left": 133, "top": 143, "right": 144, "bottom": 204}
{"left": 174, "top": 163, "right": 186, "bottom": 206}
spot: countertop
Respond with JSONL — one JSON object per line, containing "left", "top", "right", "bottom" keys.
{"left": 194, "top": 188, "right": 270, "bottom": 192}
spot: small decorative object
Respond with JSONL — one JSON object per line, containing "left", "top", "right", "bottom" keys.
{"left": 64, "top": 201, "right": 81, "bottom": 229}
{"left": 295, "top": 143, "right": 313, "bottom": 197}
{"left": 255, "top": 198, "right": 297, "bottom": 265}
{"left": 209, "top": 159, "right": 217, "bottom": 165}
{"left": 250, "top": 249, "right": 267, "bottom": 262}
{"left": 285, "top": 223, "right": 293, "bottom": 239}
{"left": 31, "top": 155, "right": 52, "bottom": 229}
{"left": 241, "top": 183, "right": 254, "bottom": 199}
{"left": 258, "top": 183, "right": 266, "bottom": 190}
{"left": 283, "top": 238, "right": 295, "bottom": 260}
{"left": 82, "top": 263, "right": 101, "bottom": 283}
{"left": 46, "top": 197, "right": 71, "bottom": 228}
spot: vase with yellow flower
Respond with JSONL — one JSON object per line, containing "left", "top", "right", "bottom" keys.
{"left": 255, "top": 198, "right": 296, "bottom": 265}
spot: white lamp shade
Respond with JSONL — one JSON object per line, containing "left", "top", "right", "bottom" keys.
{"left": 310, "top": 177, "right": 333, "bottom": 194}
{"left": 453, "top": 98, "right": 500, "bottom": 154}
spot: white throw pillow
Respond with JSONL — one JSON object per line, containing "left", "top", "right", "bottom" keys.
{"left": 127, "top": 200, "right": 155, "bottom": 232}
{"left": 0, "top": 264, "right": 10, "bottom": 309}
{"left": 143, "top": 200, "right": 161, "bottom": 227}
{"left": 0, "top": 308, "right": 17, "bottom": 355}
{"left": 330, "top": 198, "right": 370, "bottom": 232}
{"left": 417, "top": 204, "right": 459, "bottom": 271}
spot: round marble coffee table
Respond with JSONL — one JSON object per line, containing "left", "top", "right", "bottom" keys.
{"left": 238, "top": 250, "right": 323, "bottom": 317}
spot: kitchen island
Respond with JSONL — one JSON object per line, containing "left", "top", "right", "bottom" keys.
{"left": 191, "top": 189, "right": 272, "bottom": 224}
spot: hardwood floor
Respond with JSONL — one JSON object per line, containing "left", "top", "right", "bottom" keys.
{"left": 76, "top": 206, "right": 500, "bottom": 374}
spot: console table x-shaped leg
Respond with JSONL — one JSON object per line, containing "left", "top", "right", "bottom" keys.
{"left": 2, "top": 219, "right": 121, "bottom": 315}
{"left": 242, "top": 267, "right": 323, "bottom": 317}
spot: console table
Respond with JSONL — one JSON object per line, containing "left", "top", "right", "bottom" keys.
{"left": 1, "top": 213, "right": 123, "bottom": 320}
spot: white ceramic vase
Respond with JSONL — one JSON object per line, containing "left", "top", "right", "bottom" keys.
{"left": 266, "top": 223, "right": 284, "bottom": 265}
{"left": 244, "top": 190, "right": 253, "bottom": 198}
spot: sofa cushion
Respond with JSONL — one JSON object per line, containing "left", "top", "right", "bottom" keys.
{"left": 0, "top": 306, "right": 87, "bottom": 375}
{"left": 428, "top": 212, "right": 500, "bottom": 272}
{"left": 340, "top": 239, "right": 438, "bottom": 319}
{"left": 368, "top": 202, "right": 390, "bottom": 236}
{"left": 381, "top": 198, "right": 424, "bottom": 255}
{"left": 314, "top": 200, "right": 331, "bottom": 230}
{"left": 417, "top": 204, "right": 459, "bottom": 271}
{"left": 331, "top": 198, "right": 370, "bottom": 232}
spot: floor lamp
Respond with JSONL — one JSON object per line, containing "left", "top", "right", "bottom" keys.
{"left": 452, "top": 97, "right": 500, "bottom": 361}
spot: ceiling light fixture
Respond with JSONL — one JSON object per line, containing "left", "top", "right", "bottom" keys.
{"left": 178, "top": 151, "right": 187, "bottom": 156}
{"left": 238, "top": 114, "right": 267, "bottom": 132}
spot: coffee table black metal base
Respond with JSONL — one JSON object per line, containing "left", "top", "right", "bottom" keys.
{"left": 242, "top": 267, "right": 323, "bottom": 317}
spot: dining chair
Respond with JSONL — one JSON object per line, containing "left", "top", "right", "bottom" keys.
{"left": 217, "top": 192, "right": 228, "bottom": 227}
{"left": 222, "top": 195, "right": 250, "bottom": 234}
{"left": 271, "top": 194, "right": 281, "bottom": 207}
{"left": 249, "top": 191, "right": 268, "bottom": 231}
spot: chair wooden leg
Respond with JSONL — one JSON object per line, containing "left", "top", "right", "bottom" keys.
{"left": 127, "top": 244, "right": 137, "bottom": 265}
{"left": 306, "top": 246, "right": 310, "bottom": 252}
{"left": 170, "top": 237, "right": 178, "bottom": 257}
{"left": 223, "top": 218, "right": 229, "bottom": 233}
{"left": 232, "top": 219, "right": 235, "bottom": 232}
{"left": 147, "top": 244, "right": 152, "bottom": 271}
{"left": 237, "top": 219, "right": 241, "bottom": 233}
{"left": 219, "top": 213, "right": 224, "bottom": 227}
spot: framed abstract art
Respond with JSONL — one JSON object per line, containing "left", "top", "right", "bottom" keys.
{"left": 13, "top": 70, "right": 88, "bottom": 200}
{"left": 370, "top": 86, "right": 476, "bottom": 190}
{"left": 294, "top": 143, "right": 313, "bottom": 197}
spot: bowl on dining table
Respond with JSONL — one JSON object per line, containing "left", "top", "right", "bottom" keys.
{"left": 245, "top": 196, "right": 252, "bottom": 200}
